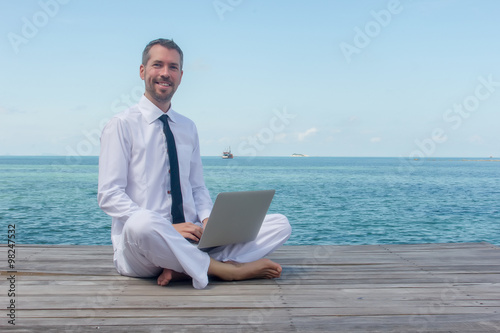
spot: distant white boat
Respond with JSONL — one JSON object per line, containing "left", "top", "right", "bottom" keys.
{"left": 291, "top": 153, "right": 308, "bottom": 157}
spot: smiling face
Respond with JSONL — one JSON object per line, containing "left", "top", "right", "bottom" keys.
{"left": 140, "top": 44, "right": 183, "bottom": 112}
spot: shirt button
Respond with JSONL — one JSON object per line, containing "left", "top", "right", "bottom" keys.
{"left": 168, "top": 169, "right": 171, "bottom": 173}
{"left": 168, "top": 190, "right": 171, "bottom": 194}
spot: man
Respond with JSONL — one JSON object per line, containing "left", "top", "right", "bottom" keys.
{"left": 98, "top": 38, "right": 291, "bottom": 289}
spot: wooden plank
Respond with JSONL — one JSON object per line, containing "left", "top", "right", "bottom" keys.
{"left": 15, "top": 303, "right": 500, "bottom": 318}
{"left": 0, "top": 242, "right": 499, "bottom": 332}
{"left": 12, "top": 281, "right": 494, "bottom": 296}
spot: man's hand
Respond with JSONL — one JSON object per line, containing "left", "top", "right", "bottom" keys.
{"left": 173, "top": 222, "right": 204, "bottom": 242}
{"left": 202, "top": 218, "right": 209, "bottom": 229}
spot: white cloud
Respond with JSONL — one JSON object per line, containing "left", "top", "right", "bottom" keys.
{"left": 69, "top": 105, "right": 88, "bottom": 112}
{"left": 468, "top": 135, "right": 483, "bottom": 143}
{"left": 274, "top": 133, "right": 287, "bottom": 142}
{"left": 0, "top": 106, "right": 23, "bottom": 114}
{"left": 370, "top": 137, "right": 382, "bottom": 143}
{"left": 188, "top": 58, "right": 211, "bottom": 72}
{"left": 298, "top": 127, "right": 318, "bottom": 141}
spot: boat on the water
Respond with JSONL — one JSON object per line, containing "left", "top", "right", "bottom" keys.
{"left": 222, "top": 147, "right": 233, "bottom": 159}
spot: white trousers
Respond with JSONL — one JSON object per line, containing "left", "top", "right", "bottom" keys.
{"left": 113, "top": 210, "right": 292, "bottom": 289}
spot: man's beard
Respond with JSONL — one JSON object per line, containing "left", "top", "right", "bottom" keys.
{"left": 146, "top": 78, "right": 176, "bottom": 104}
{"left": 150, "top": 88, "right": 175, "bottom": 104}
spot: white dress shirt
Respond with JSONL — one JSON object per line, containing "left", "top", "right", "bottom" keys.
{"left": 98, "top": 95, "right": 213, "bottom": 250}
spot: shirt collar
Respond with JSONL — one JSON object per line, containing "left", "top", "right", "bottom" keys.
{"left": 138, "top": 95, "right": 179, "bottom": 124}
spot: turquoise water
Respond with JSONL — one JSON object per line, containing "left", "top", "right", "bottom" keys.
{"left": 1, "top": 156, "right": 499, "bottom": 246}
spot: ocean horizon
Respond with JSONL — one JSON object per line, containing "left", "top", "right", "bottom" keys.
{"left": 1, "top": 156, "right": 499, "bottom": 246}
{"left": 1, "top": 155, "right": 498, "bottom": 158}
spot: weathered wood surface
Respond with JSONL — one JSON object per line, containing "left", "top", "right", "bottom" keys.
{"left": 1, "top": 242, "right": 499, "bottom": 332}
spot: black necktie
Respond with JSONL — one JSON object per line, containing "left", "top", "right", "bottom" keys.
{"left": 159, "top": 114, "right": 185, "bottom": 224}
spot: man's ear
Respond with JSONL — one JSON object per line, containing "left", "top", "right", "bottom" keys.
{"left": 139, "top": 64, "right": 145, "bottom": 80}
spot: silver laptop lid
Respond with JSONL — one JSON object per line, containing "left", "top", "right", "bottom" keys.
{"left": 197, "top": 190, "right": 275, "bottom": 249}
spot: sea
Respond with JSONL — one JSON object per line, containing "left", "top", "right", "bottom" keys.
{"left": 1, "top": 156, "right": 499, "bottom": 246}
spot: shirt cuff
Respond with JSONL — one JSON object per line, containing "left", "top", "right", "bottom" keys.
{"left": 198, "top": 209, "right": 212, "bottom": 223}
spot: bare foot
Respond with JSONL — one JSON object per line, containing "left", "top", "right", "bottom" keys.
{"left": 157, "top": 268, "right": 189, "bottom": 286}
{"left": 208, "top": 258, "right": 282, "bottom": 281}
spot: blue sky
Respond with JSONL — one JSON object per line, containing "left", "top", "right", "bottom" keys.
{"left": 1, "top": 0, "right": 499, "bottom": 157}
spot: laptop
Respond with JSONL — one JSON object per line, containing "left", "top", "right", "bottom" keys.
{"left": 196, "top": 190, "right": 275, "bottom": 249}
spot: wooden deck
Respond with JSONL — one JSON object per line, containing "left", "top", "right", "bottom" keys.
{"left": 1, "top": 242, "right": 499, "bottom": 332}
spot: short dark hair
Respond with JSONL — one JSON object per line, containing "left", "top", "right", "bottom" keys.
{"left": 142, "top": 38, "right": 184, "bottom": 69}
